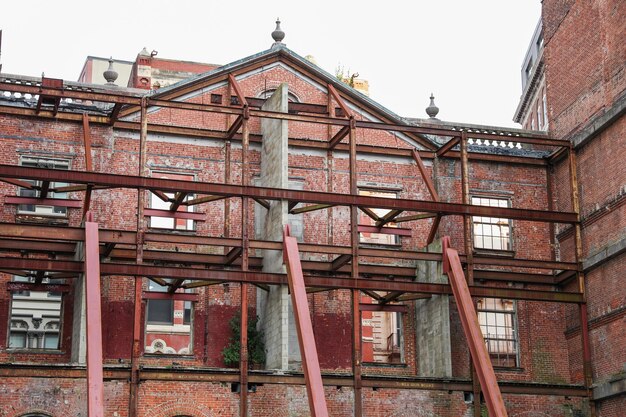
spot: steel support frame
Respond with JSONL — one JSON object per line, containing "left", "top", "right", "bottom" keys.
{"left": 0, "top": 75, "right": 591, "bottom": 414}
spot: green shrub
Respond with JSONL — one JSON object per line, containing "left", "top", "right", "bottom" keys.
{"left": 222, "top": 315, "right": 266, "bottom": 367}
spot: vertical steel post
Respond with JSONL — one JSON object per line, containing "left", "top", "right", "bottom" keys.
{"left": 129, "top": 97, "right": 148, "bottom": 417}
{"left": 568, "top": 147, "right": 595, "bottom": 416}
{"left": 283, "top": 226, "right": 329, "bottom": 417}
{"left": 460, "top": 131, "right": 481, "bottom": 415}
{"left": 239, "top": 108, "right": 250, "bottom": 417}
{"left": 85, "top": 212, "right": 104, "bottom": 417}
{"left": 348, "top": 116, "right": 362, "bottom": 417}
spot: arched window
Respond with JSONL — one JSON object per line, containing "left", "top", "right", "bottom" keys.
{"left": 257, "top": 88, "right": 300, "bottom": 103}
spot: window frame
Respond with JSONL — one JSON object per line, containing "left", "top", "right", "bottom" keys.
{"left": 148, "top": 171, "right": 196, "bottom": 231}
{"left": 17, "top": 156, "right": 70, "bottom": 218}
{"left": 358, "top": 188, "right": 400, "bottom": 247}
{"left": 477, "top": 298, "right": 520, "bottom": 368}
{"left": 7, "top": 274, "right": 64, "bottom": 352}
{"left": 361, "top": 294, "right": 406, "bottom": 366}
{"left": 471, "top": 195, "right": 513, "bottom": 253}
{"left": 144, "top": 280, "right": 194, "bottom": 356}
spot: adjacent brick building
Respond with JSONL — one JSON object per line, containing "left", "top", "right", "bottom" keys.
{"left": 0, "top": 2, "right": 622, "bottom": 416}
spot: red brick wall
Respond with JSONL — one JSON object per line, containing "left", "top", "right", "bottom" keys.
{"left": 543, "top": 0, "right": 626, "bottom": 412}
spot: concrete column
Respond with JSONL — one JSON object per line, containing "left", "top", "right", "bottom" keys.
{"left": 256, "top": 83, "right": 301, "bottom": 370}
{"left": 415, "top": 239, "right": 452, "bottom": 377}
{"left": 71, "top": 242, "right": 87, "bottom": 364}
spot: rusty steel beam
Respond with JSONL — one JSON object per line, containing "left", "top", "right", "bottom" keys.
{"left": 283, "top": 226, "right": 329, "bottom": 416}
{"left": 0, "top": 223, "right": 578, "bottom": 272}
{"left": 426, "top": 215, "right": 441, "bottom": 245}
{"left": 357, "top": 224, "right": 412, "bottom": 236}
{"left": 228, "top": 74, "right": 248, "bottom": 107}
{"left": 0, "top": 261, "right": 583, "bottom": 302}
{"left": 38, "top": 181, "right": 50, "bottom": 199}
{"left": 0, "top": 177, "right": 35, "bottom": 189}
{"left": 330, "top": 254, "right": 352, "bottom": 271}
{"left": 224, "top": 246, "right": 243, "bottom": 266}
{"left": 0, "top": 364, "right": 589, "bottom": 396}
{"left": 291, "top": 203, "right": 334, "bottom": 215}
{"left": 360, "top": 303, "right": 407, "bottom": 313}
{"left": 393, "top": 213, "right": 438, "bottom": 223}
{"left": 150, "top": 190, "right": 170, "bottom": 203}
{"left": 0, "top": 238, "right": 75, "bottom": 253}
{"left": 445, "top": 245, "right": 508, "bottom": 417}
{"left": 82, "top": 113, "right": 93, "bottom": 172}
{"left": 411, "top": 149, "right": 439, "bottom": 201}
{"left": 6, "top": 282, "right": 71, "bottom": 292}
{"left": 328, "top": 125, "right": 350, "bottom": 149}
{"left": 253, "top": 197, "right": 270, "bottom": 210}
{"left": 4, "top": 196, "right": 82, "bottom": 208}
{"left": 375, "top": 209, "right": 403, "bottom": 227}
{"left": 168, "top": 192, "right": 188, "bottom": 212}
{"left": 85, "top": 214, "right": 104, "bottom": 417}
{"left": 142, "top": 291, "right": 198, "bottom": 301}
{"left": 143, "top": 207, "right": 205, "bottom": 221}
{"left": 327, "top": 84, "right": 353, "bottom": 118}
{"left": 183, "top": 195, "right": 226, "bottom": 206}
{"left": 109, "top": 103, "right": 122, "bottom": 125}
{"left": 436, "top": 136, "right": 461, "bottom": 157}
{"left": 0, "top": 165, "right": 578, "bottom": 223}
{"left": 226, "top": 115, "right": 244, "bottom": 139}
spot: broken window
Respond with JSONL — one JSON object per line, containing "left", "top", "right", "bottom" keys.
{"left": 358, "top": 189, "right": 398, "bottom": 246}
{"left": 149, "top": 172, "right": 195, "bottom": 230}
{"left": 477, "top": 298, "right": 519, "bottom": 367}
{"left": 18, "top": 157, "right": 70, "bottom": 217}
{"left": 144, "top": 280, "right": 193, "bottom": 355}
{"left": 471, "top": 196, "right": 512, "bottom": 251}
{"left": 7, "top": 274, "right": 63, "bottom": 350}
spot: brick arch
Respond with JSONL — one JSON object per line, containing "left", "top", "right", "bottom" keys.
{"left": 146, "top": 399, "right": 213, "bottom": 417}
{"left": 254, "top": 81, "right": 302, "bottom": 103}
{"left": 12, "top": 411, "right": 54, "bottom": 417}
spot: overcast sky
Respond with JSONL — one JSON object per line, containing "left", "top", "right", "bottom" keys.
{"left": 1, "top": 1, "right": 541, "bottom": 127}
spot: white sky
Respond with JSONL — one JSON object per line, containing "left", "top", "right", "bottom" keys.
{"left": 0, "top": 0, "right": 541, "bottom": 128}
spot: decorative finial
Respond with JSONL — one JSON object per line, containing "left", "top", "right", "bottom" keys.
{"left": 103, "top": 57, "right": 119, "bottom": 86}
{"left": 426, "top": 93, "right": 439, "bottom": 119}
{"left": 271, "top": 18, "right": 285, "bottom": 45}
{"left": 139, "top": 47, "right": 150, "bottom": 56}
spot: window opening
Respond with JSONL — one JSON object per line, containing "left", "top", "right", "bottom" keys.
{"left": 471, "top": 196, "right": 511, "bottom": 251}
{"left": 361, "top": 294, "right": 404, "bottom": 364}
{"left": 149, "top": 172, "right": 194, "bottom": 230}
{"left": 8, "top": 274, "right": 63, "bottom": 350}
{"left": 358, "top": 189, "right": 398, "bottom": 245}
{"left": 18, "top": 157, "right": 70, "bottom": 217}
{"left": 477, "top": 298, "right": 519, "bottom": 367}
{"left": 144, "top": 280, "right": 193, "bottom": 355}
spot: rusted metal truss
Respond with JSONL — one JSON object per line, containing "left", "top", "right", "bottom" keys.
{"left": 0, "top": 165, "right": 577, "bottom": 223}
{"left": 0, "top": 73, "right": 592, "bottom": 416}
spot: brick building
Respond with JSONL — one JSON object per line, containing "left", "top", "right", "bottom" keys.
{"left": 0, "top": 2, "right": 622, "bottom": 416}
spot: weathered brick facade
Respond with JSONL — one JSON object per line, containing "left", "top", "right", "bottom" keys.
{"left": 542, "top": 0, "right": 626, "bottom": 414}
{"left": 0, "top": 3, "right": 622, "bottom": 414}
